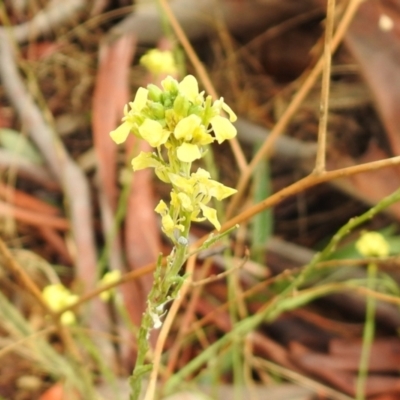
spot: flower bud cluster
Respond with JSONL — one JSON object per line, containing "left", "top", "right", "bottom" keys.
{"left": 110, "top": 75, "right": 237, "bottom": 242}
{"left": 356, "top": 231, "right": 390, "bottom": 257}
{"left": 42, "top": 284, "right": 78, "bottom": 325}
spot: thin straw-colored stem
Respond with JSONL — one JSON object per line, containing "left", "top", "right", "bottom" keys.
{"left": 314, "top": 0, "right": 336, "bottom": 173}
{"left": 226, "top": 0, "right": 364, "bottom": 218}
{"left": 356, "top": 262, "right": 377, "bottom": 400}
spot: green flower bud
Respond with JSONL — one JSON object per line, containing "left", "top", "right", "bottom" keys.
{"left": 161, "top": 76, "right": 179, "bottom": 95}
{"left": 173, "top": 94, "right": 190, "bottom": 118}
{"left": 147, "top": 84, "right": 163, "bottom": 102}
{"left": 148, "top": 101, "right": 165, "bottom": 119}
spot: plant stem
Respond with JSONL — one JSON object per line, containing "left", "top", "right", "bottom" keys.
{"left": 129, "top": 220, "right": 190, "bottom": 400}
{"left": 356, "top": 262, "right": 377, "bottom": 400}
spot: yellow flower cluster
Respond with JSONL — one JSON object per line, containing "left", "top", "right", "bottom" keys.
{"left": 42, "top": 284, "right": 78, "bottom": 325}
{"left": 110, "top": 75, "right": 237, "bottom": 242}
{"left": 98, "top": 270, "right": 121, "bottom": 302}
{"left": 355, "top": 231, "right": 390, "bottom": 257}
{"left": 140, "top": 49, "right": 178, "bottom": 75}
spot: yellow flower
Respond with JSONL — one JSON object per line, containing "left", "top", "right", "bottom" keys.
{"left": 176, "top": 142, "right": 202, "bottom": 162}
{"left": 110, "top": 88, "right": 148, "bottom": 144}
{"left": 213, "top": 98, "right": 237, "bottom": 122}
{"left": 110, "top": 120, "right": 134, "bottom": 144}
{"left": 190, "top": 168, "right": 237, "bottom": 200}
{"left": 131, "top": 87, "right": 149, "bottom": 112}
{"left": 199, "top": 203, "right": 220, "bottom": 230}
{"left": 168, "top": 168, "right": 236, "bottom": 230}
{"left": 131, "top": 152, "right": 170, "bottom": 183}
{"left": 210, "top": 116, "right": 237, "bottom": 144}
{"left": 42, "top": 284, "right": 78, "bottom": 325}
{"left": 178, "top": 75, "right": 199, "bottom": 103}
{"left": 155, "top": 200, "right": 174, "bottom": 236}
{"left": 139, "top": 119, "right": 170, "bottom": 147}
{"left": 99, "top": 270, "right": 121, "bottom": 302}
{"left": 140, "top": 49, "right": 177, "bottom": 75}
{"left": 356, "top": 231, "right": 390, "bottom": 257}
{"left": 177, "top": 192, "right": 193, "bottom": 212}
{"left": 174, "top": 114, "right": 201, "bottom": 141}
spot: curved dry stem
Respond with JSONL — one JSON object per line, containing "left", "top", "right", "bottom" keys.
{"left": 221, "top": 155, "right": 400, "bottom": 237}
{"left": 56, "top": 261, "right": 157, "bottom": 316}
{"left": 226, "top": 0, "right": 365, "bottom": 218}
{"left": 314, "top": 0, "right": 336, "bottom": 173}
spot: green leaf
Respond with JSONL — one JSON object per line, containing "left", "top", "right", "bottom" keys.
{"left": 0, "top": 128, "right": 43, "bottom": 164}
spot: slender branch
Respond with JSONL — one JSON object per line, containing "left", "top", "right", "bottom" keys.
{"left": 314, "top": 0, "right": 336, "bottom": 173}
{"left": 226, "top": 0, "right": 364, "bottom": 218}
{"left": 219, "top": 154, "right": 400, "bottom": 243}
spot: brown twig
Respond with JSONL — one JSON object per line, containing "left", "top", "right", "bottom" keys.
{"left": 314, "top": 0, "right": 336, "bottom": 174}
{"left": 55, "top": 261, "right": 156, "bottom": 316}
{"left": 0, "top": 200, "right": 69, "bottom": 230}
{"left": 226, "top": 0, "right": 364, "bottom": 218}
{"left": 221, "top": 154, "right": 400, "bottom": 236}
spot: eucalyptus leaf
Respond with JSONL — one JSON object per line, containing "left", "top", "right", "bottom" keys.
{"left": 0, "top": 128, "right": 43, "bottom": 164}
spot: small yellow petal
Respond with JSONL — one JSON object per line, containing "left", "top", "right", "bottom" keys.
{"left": 222, "top": 101, "right": 237, "bottom": 122}
{"left": 131, "top": 151, "right": 157, "bottom": 170}
{"left": 139, "top": 119, "right": 169, "bottom": 147}
{"left": 178, "top": 75, "right": 199, "bottom": 103}
{"left": 169, "top": 174, "right": 193, "bottom": 194}
{"left": 161, "top": 214, "right": 175, "bottom": 236}
{"left": 176, "top": 142, "right": 202, "bottom": 163}
{"left": 132, "top": 87, "right": 149, "bottom": 112}
{"left": 174, "top": 115, "right": 201, "bottom": 141}
{"left": 199, "top": 203, "right": 221, "bottom": 230}
{"left": 210, "top": 116, "right": 237, "bottom": 144}
{"left": 209, "top": 181, "right": 237, "bottom": 200}
{"left": 110, "top": 121, "right": 132, "bottom": 144}
{"left": 155, "top": 200, "right": 168, "bottom": 215}
{"left": 177, "top": 192, "right": 193, "bottom": 212}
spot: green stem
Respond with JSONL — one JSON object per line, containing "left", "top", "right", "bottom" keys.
{"left": 129, "top": 216, "right": 191, "bottom": 400}
{"left": 356, "top": 262, "right": 377, "bottom": 400}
